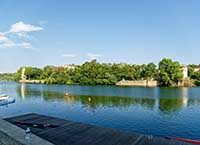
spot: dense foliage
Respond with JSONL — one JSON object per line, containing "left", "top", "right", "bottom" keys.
{"left": 1, "top": 58, "right": 194, "bottom": 86}
{"left": 0, "top": 73, "right": 16, "bottom": 81}
{"left": 188, "top": 65, "right": 200, "bottom": 86}
{"left": 158, "top": 58, "right": 183, "bottom": 86}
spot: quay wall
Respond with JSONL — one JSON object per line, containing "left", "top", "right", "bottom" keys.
{"left": 19, "top": 79, "right": 45, "bottom": 84}
{"left": 116, "top": 80, "right": 158, "bottom": 87}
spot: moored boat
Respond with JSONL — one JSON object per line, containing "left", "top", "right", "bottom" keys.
{"left": 0, "top": 94, "right": 9, "bottom": 101}
{"left": 0, "top": 94, "right": 15, "bottom": 106}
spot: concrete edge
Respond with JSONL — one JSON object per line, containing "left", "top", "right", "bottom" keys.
{"left": 0, "top": 119, "right": 54, "bottom": 145}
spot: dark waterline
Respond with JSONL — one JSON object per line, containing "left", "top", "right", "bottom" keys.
{"left": 1, "top": 82, "right": 200, "bottom": 140}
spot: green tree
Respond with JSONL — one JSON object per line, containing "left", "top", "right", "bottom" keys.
{"left": 158, "top": 58, "right": 183, "bottom": 86}
{"left": 110, "top": 63, "right": 133, "bottom": 81}
{"left": 0, "top": 73, "right": 16, "bottom": 81}
{"left": 14, "top": 67, "right": 24, "bottom": 81}
{"left": 73, "top": 60, "right": 117, "bottom": 85}
{"left": 143, "top": 63, "right": 158, "bottom": 80}
{"left": 24, "top": 67, "right": 42, "bottom": 80}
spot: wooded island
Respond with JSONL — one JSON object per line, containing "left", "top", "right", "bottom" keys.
{"left": 1, "top": 58, "right": 200, "bottom": 87}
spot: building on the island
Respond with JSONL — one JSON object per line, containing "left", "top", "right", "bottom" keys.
{"left": 21, "top": 67, "right": 26, "bottom": 80}
{"left": 194, "top": 68, "right": 200, "bottom": 72}
{"left": 181, "top": 65, "right": 188, "bottom": 79}
{"left": 63, "top": 64, "right": 77, "bottom": 69}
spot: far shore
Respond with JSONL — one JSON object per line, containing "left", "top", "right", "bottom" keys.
{"left": 18, "top": 79, "right": 195, "bottom": 88}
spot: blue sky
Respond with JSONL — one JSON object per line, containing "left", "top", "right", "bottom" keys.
{"left": 0, "top": 0, "right": 200, "bottom": 72}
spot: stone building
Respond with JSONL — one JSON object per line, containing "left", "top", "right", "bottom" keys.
{"left": 181, "top": 65, "right": 188, "bottom": 79}
{"left": 63, "top": 64, "right": 77, "bottom": 69}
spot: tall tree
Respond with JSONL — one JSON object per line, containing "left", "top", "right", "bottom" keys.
{"left": 143, "top": 63, "right": 158, "bottom": 80}
{"left": 158, "top": 58, "right": 183, "bottom": 86}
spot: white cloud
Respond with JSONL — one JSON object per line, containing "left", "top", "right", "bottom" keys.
{"left": 0, "top": 21, "right": 43, "bottom": 49}
{"left": 0, "top": 41, "right": 15, "bottom": 48}
{"left": 39, "top": 20, "right": 48, "bottom": 25}
{"left": 16, "top": 32, "right": 30, "bottom": 38}
{"left": 87, "top": 53, "right": 103, "bottom": 59}
{"left": 10, "top": 21, "right": 43, "bottom": 33}
{"left": 0, "top": 34, "right": 32, "bottom": 49}
{"left": 0, "top": 41, "right": 32, "bottom": 49}
{"left": 19, "top": 42, "right": 32, "bottom": 49}
{"left": 61, "top": 53, "right": 103, "bottom": 60}
{"left": 62, "top": 54, "right": 77, "bottom": 58}
{"left": 0, "top": 32, "right": 8, "bottom": 42}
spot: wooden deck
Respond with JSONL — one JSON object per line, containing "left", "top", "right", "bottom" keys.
{"left": 5, "top": 113, "right": 193, "bottom": 145}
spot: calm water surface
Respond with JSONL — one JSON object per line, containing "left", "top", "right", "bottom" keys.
{"left": 1, "top": 82, "right": 200, "bottom": 139}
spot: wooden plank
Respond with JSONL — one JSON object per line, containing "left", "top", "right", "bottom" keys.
{"left": 72, "top": 126, "right": 111, "bottom": 145}
{"left": 75, "top": 128, "right": 120, "bottom": 145}
{"left": 5, "top": 113, "right": 194, "bottom": 145}
{"left": 42, "top": 122, "right": 92, "bottom": 141}
{"left": 37, "top": 121, "right": 74, "bottom": 135}
{"left": 6, "top": 113, "right": 70, "bottom": 135}
{"left": 5, "top": 113, "right": 39, "bottom": 122}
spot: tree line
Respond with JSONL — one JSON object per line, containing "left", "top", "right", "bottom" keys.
{"left": 1, "top": 58, "right": 200, "bottom": 86}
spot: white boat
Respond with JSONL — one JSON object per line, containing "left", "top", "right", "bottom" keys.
{"left": 0, "top": 94, "right": 7, "bottom": 97}
{"left": 0, "top": 94, "right": 15, "bottom": 104}
{"left": 0, "top": 94, "right": 9, "bottom": 101}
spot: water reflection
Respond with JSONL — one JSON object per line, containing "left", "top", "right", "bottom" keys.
{"left": 156, "top": 88, "right": 189, "bottom": 114}
{"left": 159, "top": 98, "right": 183, "bottom": 114}
{"left": 16, "top": 84, "right": 193, "bottom": 115}
{"left": 17, "top": 85, "right": 155, "bottom": 109}
{"left": 21, "top": 83, "right": 26, "bottom": 99}
{"left": 66, "top": 95, "right": 155, "bottom": 109}
{"left": 182, "top": 87, "right": 189, "bottom": 107}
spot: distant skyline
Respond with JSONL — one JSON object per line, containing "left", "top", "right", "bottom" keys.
{"left": 1, "top": 0, "right": 200, "bottom": 72}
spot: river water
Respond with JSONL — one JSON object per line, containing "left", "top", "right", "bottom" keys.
{"left": 0, "top": 82, "right": 200, "bottom": 139}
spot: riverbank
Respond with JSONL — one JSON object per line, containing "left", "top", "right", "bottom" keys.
{"left": 19, "top": 79, "right": 45, "bottom": 84}
{"left": 19, "top": 79, "right": 195, "bottom": 87}
{"left": 116, "top": 80, "right": 159, "bottom": 87}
